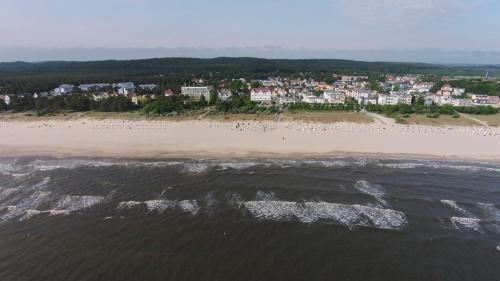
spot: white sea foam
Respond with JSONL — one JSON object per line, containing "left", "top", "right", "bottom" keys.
{"left": 0, "top": 206, "right": 16, "bottom": 212}
{"left": 243, "top": 200, "right": 407, "bottom": 230}
{"left": 55, "top": 195, "right": 105, "bottom": 212}
{"left": 354, "top": 180, "right": 387, "bottom": 206}
{"left": 143, "top": 199, "right": 200, "bottom": 215}
{"left": 45, "top": 210, "right": 70, "bottom": 216}
{"left": 18, "top": 209, "right": 69, "bottom": 222}
{"left": 441, "top": 200, "right": 472, "bottom": 216}
{"left": 19, "top": 210, "right": 41, "bottom": 221}
{"left": 217, "top": 162, "right": 260, "bottom": 170}
{"left": 182, "top": 163, "right": 209, "bottom": 173}
{"left": 378, "top": 163, "right": 424, "bottom": 169}
{"left": 379, "top": 162, "right": 500, "bottom": 173}
{"left": 203, "top": 193, "right": 219, "bottom": 212}
{"left": 255, "top": 191, "right": 276, "bottom": 201}
{"left": 177, "top": 200, "right": 201, "bottom": 215}
{"left": 450, "top": 217, "right": 482, "bottom": 232}
{"left": 478, "top": 203, "right": 500, "bottom": 221}
{"left": 303, "top": 159, "right": 367, "bottom": 168}
{"left": 0, "top": 160, "right": 23, "bottom": 176}
{"left": 25, "top": 159, "right": 185, "bottom": 172}
{"left": 117, "top": 201, "right": 143, "bottom": 210}
{"left": 144, "top": 200, "right": 177, "bottom": 213}
{"left": 0, "top": 190, "right": 52, "bottom": 222}
{"left": 0, "top": 188, "right": 18, "bottom": 202}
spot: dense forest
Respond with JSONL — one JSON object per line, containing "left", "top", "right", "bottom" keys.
{"left": 0, "top": 57, "right": 498, "bottom": 94}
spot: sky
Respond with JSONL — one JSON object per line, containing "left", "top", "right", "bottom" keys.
{"left": 1, "top": 0, "right": 500, "bottom": 63}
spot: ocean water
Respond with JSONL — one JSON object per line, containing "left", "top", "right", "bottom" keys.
{"left": 0, "top": 156, "right": 499, "bottom": 281}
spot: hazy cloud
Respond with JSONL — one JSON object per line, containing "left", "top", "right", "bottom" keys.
{"left": 335, "top": 0, "right": 487, "bottom": 23}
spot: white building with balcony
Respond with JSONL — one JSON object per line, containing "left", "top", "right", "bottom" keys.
{"left": 181, "top": 86, "right": 210, "bottom": 101}
{"left": 250, "top": 88, "right": 272, "bottom": 102}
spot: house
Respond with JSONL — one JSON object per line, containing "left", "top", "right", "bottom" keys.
{"left": 471, "top": 95, "right": 500, "bottom": 106}
{"left": 341, "top": 76, "right": 368, "bottom": 82}
{"left": 250, "top": 88, "right": 272, "bottom": 103}
{"left": 53, "top": 84, "right": 74, "bottom": 95}
{"left": 323, "top": 91, "right": 346, "bottom": 104}
{"left": 0, "top": 95, "right": 10, "bottom": 105}
{"left": 278, "top": 97, "right": 298, "bottom": 105}
{"left": 164, "top": 89, "right": 174, "bottom": 96}
{"left": 378, "top": 93, "right": 412, "bottom": 105}
{"left": 437, "top": 84, "right": 465, "bottom": 97}
{"left": 130, "top": 94, "right": 148, "bottom": 105}
{"left": 114, "top": 82, "right": 136, "bottom": 95}
{"left": 118, "top": 87, "right": 135, "bottom": 95}
{"left": 181, "top": 86, "right": 210, "bottom": 101}
{"left": 412, "top": 82, "right": 435, "bottom": 93}
{"left": 218, "top": 89, "right": 232, "bottom": 101}
{"left": 302, "top": 94, "right": 327, "bottom": 104}
{"left": 92, "top": 92, "right": 110, "bottom": 101}
{"left": 33, "top": 92, "right": 49, "bottom": 99}
{"left": 79, "top": 83, "right": 110, "bottom": 91}
{"left": 113, "top": 82, "right": 135, "bottom": 89}
{"left": 139, "top": 84, "right": 157, "bottom": 91}
{"left": 349, "top": 88, "right": 373, "bottom": 104}
{"left": 450, "top": 98, "right": 473, "bottom": 107}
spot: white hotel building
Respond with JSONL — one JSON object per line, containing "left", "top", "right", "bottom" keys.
{"left": 181, "top": 86, "right": 210, "bottom": 101}
{"left": 250, "top": 88, "right": 272, "bottom": 103}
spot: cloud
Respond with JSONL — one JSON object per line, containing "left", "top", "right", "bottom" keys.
{"left": 335, "top": 0, "right": 486, "bottom": 23}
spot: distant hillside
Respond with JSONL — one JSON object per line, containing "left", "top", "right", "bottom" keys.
{"left": 0, "top": 57, "right": 445, "bottom": 76}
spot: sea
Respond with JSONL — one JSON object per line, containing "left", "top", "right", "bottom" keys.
{"left": 0, "top": 156, "right": 499, "bottom": 281}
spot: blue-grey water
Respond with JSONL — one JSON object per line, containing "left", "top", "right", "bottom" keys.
{"left": 0, "top": 156, "right": 499, "bottom": 281}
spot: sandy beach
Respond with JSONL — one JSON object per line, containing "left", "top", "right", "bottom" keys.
{"left": 1, "top": 115, "right": 500, "bottom": 161}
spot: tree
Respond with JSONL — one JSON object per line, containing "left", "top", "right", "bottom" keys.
{"left": 250, "top": 81, "right": 262, "bottom": 88}
{"left": 0, "top": 100, "right": 7, "bottom": 112}
{"left": 209, "top": 90, "right": 218, "bottom": 105}
{"left": 369, "top": 79, "right": 381, "bottom": 92}
{"left": 8, "top": 95, "right": 35, "bottom": 112}
{"left": 98, "top": 96, "right": 134, "bottom": 112}
{"left": 67, "top": 94, "right": 91, "bottom": 111}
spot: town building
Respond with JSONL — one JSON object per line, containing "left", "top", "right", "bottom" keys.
{"left": 302, "top": 94, "right": 327, "bottom": 104}
{"left": 323, "top": 90, "right": 346, "bottom": 104}
{"left": 471, "top": 95, "right": 500, "bottom": 107}
{"left": 164, "top": 89, "right": 174, "bottom": 96}
{"left": 341, "top": 76, "right": 368, "bottom": 82}
{"left": 378, "top": 93, "right": 412, "bottom": 105}
{"left": 437, "top": 84, "right": 465, "bottom": 97}
{"left": 139, "top": 84, "right": 157, "bottom": 91}
{"left": 53, "top": 84, "right": 74, "bottom": 95}
{"left": 412, "top": 82, "right": 435, "bottom": 93}
{"left": 218, "top": 89, "right": 232, "bottom": 101}
{"left": 250, "top": 88, "right": 272, "bottom": 102}
{"left": 0, "top": 95, "right": 10, "bottom": 105}
{"left": 278, "top": 97, "right": 298, "bottom": 105}
{"left": 79, "top": 83, "right": 110, "bottom": 91}
{"left": 181, "top": 86, "right": 210, "bottom": 101}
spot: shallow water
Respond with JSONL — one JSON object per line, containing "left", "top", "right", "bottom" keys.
{"left": 0, "top": 156, "right": 499, "bottom": 281}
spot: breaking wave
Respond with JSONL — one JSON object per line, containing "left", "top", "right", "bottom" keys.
{"left": 440, "top": 200, "right": 472, "bottom": 216}
{"left": 243, "top": 200, "right": 407, "bottom": 230}
{"left": 354, "top": 180, "right": 387, "bottom": 206}
{"left": 478, "top": 203, "right": 500, "bottom": 221}
{"left": 378, "top": 161, "right": 500, "bottom": 173}
{"left": 120, "top": 199, "right": 201, "bottom": 215}
{"left": 450, "top": 217, "right": 482, "bottom": 232}
{"left": 55, "top": 195, "right": 106, "bottom": 212}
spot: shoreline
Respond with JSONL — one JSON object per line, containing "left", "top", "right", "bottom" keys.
{"left": 2, "top": 150, "right": 500, "bottom": 164}
{"left": 1, "top": 118, "right": 500, "bottom": 162}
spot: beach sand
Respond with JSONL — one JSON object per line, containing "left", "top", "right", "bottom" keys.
{"left": 1, "top": 115, "right": 500, "bottom": 161}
